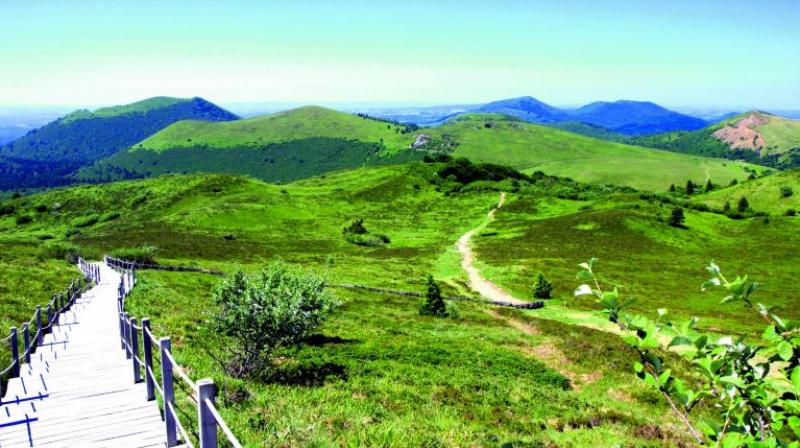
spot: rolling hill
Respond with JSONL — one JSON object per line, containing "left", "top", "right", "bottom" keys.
{"left": 631, "top": 112, "right": 800, "bottom": 168}
{"left": 427, "top": 114, "right": 763, "bottom": 190}
{"left": 693, "top": 169, "right": 800, "bottom": 215}
{"left": 76, "top": 106, "right": 423, "bottom": 183}
{"left": 0, "top": 97, "right": 238, "bottom": 189}
{"left": 79, "top": 107, "right": 764, "bottom": 191}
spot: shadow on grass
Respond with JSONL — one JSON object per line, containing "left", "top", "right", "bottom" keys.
{"left": 262, "top": 360, "right": 348, "bottom": 386}
{"left": 302, "top": 333, "right": 360, "bottom": 346}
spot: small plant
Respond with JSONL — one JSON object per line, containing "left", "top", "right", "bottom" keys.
{"left": 531, "top": 272, "right": 553, "bottom": 299}
{"left": 40, "top": 241, "right": 80, "bottom": 262}
{"left": 110, "top": 245, "right": 158, "bottom": 264}
{"left": 71, "top": 214, "right": 99, "bottom": 228}
{"left": 210, "top": 262, "right": 339, "bottom": 377}
{"left": 15, "top": 215, "right": 33, "bottom": 225}
{"left": 669, "top": 184, "right": 676, "bottom": 192}
{"left": 420, "top": 275, "right": 448, "bottom": 317}
{"left": 99, "top": 211, "right": 121, "bottom": 222}
{"left": 667, "top": 207, "right": 685, "bottom": 228}
{"left": 574, "top": 259, "right": 634, "bottom": 323}
{"left": 342, "top": 218, "right": 368, "bottom": 235}
{"left": 780, "top": 185, "right": 793, "bottom": 198}
{"left": 737, "top": 196, "right": 749, "bottom": 213}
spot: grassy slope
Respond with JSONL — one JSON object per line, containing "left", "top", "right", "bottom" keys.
{"left": 4, "top": 164, "right": 797, "bottom": 444}
{"left": 435, "top": 114, "right": 762, "bottom": 191}
{"left": 696, "top": 170, "right": 800, "bottom": 214}
{"left": 130, "top": 106, "right": 415, "bottom": 153}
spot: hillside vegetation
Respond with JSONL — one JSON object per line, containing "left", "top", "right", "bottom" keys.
{"left": 694, "top": 169, "right": 800, "bottom": 215}
{"left": 433, "top": 114, "right": 763, "bottom": 190}
{"left": 80, "top": 107, "right": 763, "bottom": 191}
{"left": 632, "top": 111, "right": 800, "bottom": 168}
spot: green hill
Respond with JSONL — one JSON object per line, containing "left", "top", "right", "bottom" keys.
{"left": 0, "top": 96, "right": 239, "bottom": 189}
{"left": 694, "top": 170, "right": 800, "bottom": 215}
{"left": 77, "top": 106, "right": 423, "bottom": 183}
{"left": 428, "top": 114, "right": 763, "bottom": 190}
{"left": 630, "top": 112, "right": 800, "bottom": 168}
{"left": 81, "top": 108, "right": 763, "bottom": 191}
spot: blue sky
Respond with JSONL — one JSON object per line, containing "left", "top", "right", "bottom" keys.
{"left": 0, "top": 0, "right": 798, "bottom": 108}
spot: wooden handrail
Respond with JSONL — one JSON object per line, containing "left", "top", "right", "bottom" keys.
{"left": 112, "top": 256, "right": 243, "bottom": 448}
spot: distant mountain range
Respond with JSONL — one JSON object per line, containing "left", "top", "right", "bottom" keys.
{"left": 376, "top": 96, "right": 711, "bottom": 136}
{"left": 0, "top": 97, "right": 238, "bottom": 189}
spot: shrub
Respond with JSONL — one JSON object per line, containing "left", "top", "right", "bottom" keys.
{"left": 99, "top": 211, "right": 121, "bottom": 222}
{"left": 342, "top": 218, "right": 368, "bottom": 235}
{"left": 667, "top": 207, "right": 685, "bottom": 228}
{"left": 35, "top": 204, "right": 48, "bottom": 213}
{"left": 110, "top": 245, "right": 158, "bottom": 264}
{"left": 780, "top": 185, "right": 793, "bottom": 198}
{"left": 737, "top": 196, "right": 749, "bottom": 213}
{"left": 0, "top": 204, "right": 15, "bottom": 216}
{"left": 685, "top": 180, "right": 695, "bottom": 195}
{"left": 532, "top": 272, "right": 553, "bottom": 299}
{"left": 16, "top": 215, "right": 32, "bottom": 225}
{"left": 64, "top": 227, "right": 82, "bottom": 238}
{"left": 704, "top": 179, "right": 714, "bottom": 192}
{"left": 210, "top": 262, "right": 339, "bottom": 377}
{"left": 420, "top": 275, "right": 448, "bottom": 317}
{"left": 785, "top": 209, "right": 797, "bottom": 216}
{"left": 40, "top": 241, "right": 80, "bottom": 262}
{"left": 71, "top": 214, "right": 99, "bottom": 228}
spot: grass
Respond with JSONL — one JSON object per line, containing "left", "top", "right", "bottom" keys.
{"left": 1, "top": 162, "right": 797, "bottom": 445}
{"left": 433, "top": 114, "right": 763, "bottom": 191}
{"left": 695, "top": 170, "right": 800, "bottom": 215}
{"left": 123, "top": 270, "right": 690, "bottom": 447}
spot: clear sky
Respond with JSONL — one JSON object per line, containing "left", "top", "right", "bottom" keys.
{"left": 1, "top": 0, "right": 798, "bottom": 109}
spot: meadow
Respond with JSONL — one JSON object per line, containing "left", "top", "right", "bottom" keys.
{"left": 1, "top": 161, "right": 798, "bottom": 446}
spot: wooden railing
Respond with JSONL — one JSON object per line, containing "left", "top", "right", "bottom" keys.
{"left": 0, "top": 258, "right": 99, "bottom": 402}
{"left": 108, "top": 256, "right": 243, "bottom": 448}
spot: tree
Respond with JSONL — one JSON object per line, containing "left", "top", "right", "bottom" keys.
{"left": 722, "top": 201, "right": 731, "bottom": 213}
{"left": 729, "top": 178, "right": 738, "bottom": 187}
{"left": 705, "top": 179, "right": 714, "bottom": 192}
{"left": 343, "top": 218, "right": 368, "bottom": 235}
{"left": 668, "top": 207, "right": 685, "bottom": 228}
{"left": 669, "top": 184, "right": 676, "bottom": 192}
{"left": 532, "top": 272, "right": 553, "bottom": 299}
{"left": 210, "top": 262, "right": 340, "bottom": 377}
{"left": 737, "top": 196, "right": 749, "bottom": 213}
{"left": 780, "top": 185, "right": 793, "bottom": 198}
{"left": 685, "top": 180, "right": 695, "bottom": 195}
{"left": 420, "top": 275, "right": 447, "bottom": 317}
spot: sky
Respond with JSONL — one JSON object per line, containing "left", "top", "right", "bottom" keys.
{"left": 1, "top": 0, "right": 798, "bottom": 109}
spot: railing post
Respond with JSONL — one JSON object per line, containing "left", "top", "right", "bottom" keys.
{"left": 46, "top": 304, "right": 52, "bottom": 333}
{"left": 9, "top": 327, "right": 19, "bottom": 378}
{"left": 142, "top": 318, "right": 155, "bottom": 400}
{"left": 130, "top": 317, "right": 141, "bottom": 383}
{"left": 123, "top": 312, "right": 131, "bottom": 359}
{"left": 198, "top": 379, "right": 218, "bottom": 448}
{"left": 160, "top": 338, "right": 178, "bottom": 447}
{"left": 22, "top": 323, "right": 30, "bottom": 364}
{"left": 35, "top": 305, "right": 42, "bottom": 345}
{"left": 119, "top": 311, "right": 125, "bottom": 350}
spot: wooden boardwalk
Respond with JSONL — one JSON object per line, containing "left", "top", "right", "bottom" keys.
{"left": 0, "top": 263, "right": 166, "bottom": 448}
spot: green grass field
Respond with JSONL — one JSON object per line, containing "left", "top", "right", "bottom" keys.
{"left": 2, "top": 162, "right": 797, "bottom": 446}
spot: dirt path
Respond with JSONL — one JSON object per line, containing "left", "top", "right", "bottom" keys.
{"left": 458, "top": 192, "right": 530, "bottom": 306}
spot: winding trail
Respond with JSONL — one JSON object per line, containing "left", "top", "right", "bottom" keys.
{"left": 458, "top": 192, "right": 529, "bottom": 306}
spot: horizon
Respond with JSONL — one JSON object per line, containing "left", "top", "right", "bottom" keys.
{"left": 2, "top": 0, "right": 798, "bottom": 110}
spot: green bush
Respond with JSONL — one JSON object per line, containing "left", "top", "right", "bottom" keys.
{"left": 780, "top": 185, "right": 793, "bottom": 198}
{"left": 532, "top": 272, "right": 553, "bottom": 299}
{"left": 71, "top": 214, "right": 99, "bottom": 228}
{"left": 40, "top": 241, "right": 80, "bottom": 262}
{"left": 210, "top": 262, "right": 339, "bottom": 377}
{"left": 785, "top": 209, "right": 797, "bottom": 217}
{"left": 342, "top": 218, "right": 368, "bottom": 235}
{"left": 15, "top": 215, "right": 33, "bottom": 225}
{"left": 420, "top": 275, "right": 448, "bottom": 317}
{"left": 110, "top": 245, "right": 158, "bottom": 264}
{"left": 737, "top": 196, "right": 749, "bottom": 213}
{"left": 99, "top": 211, "right": 121, "bottom": 222}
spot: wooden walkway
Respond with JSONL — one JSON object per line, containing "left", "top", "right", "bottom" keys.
{"left": 0, "top": 263, "right": 165, "bottom": 448}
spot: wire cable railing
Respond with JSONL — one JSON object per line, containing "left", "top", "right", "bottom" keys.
{"left": 108, "top": 256, "right": 243, "bottom": 448}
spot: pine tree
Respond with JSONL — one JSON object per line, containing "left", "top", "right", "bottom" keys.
{"left": 669, "top": 184, "right": 676, "bottom": 192}
{"left": 668, "top": 207, "right": 685, "bottom": 228}
{"left": 420, "top": 275, "right": 447, "bottom": 317}
{"left": 705, "top": 179, "right": 714, "bottom": 192}
{"left": 723, "top": 201, "right": 731, "bottom": 213}
{"left": 532, "top": 272, "right": 553, "bottom": 299}
{"left": 686, "top": 180, "right": 695, "bottom": 195}
{"left": 737, "top": 196, "right": 750, "bottom": 213}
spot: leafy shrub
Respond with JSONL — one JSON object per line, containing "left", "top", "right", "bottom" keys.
{"left": 15, "top": 215, "right": 32, "bottom": 225}
{"left": 342, "top": 219, "right": 389, "bottom": 246}
{"left": 667, "top": 207, "right": 685, "bottom": 228}
{"left": 785, "top": 209, "right": 797, "bottom": 216}
{"left": 71, "top": 214, "right": 99, "bottom": 228}
{"left": 99, "top": 211, "right": 121, "bottom": 222}
{"left": 342, "top": 218, "right": 368, "bottom": 235}
{"left": 35, "top": 204, "right": 48, "bottom": 213}
{"left": 64, "top": 227, "right": 82, "bottom": 238}
{"left": 40, "top": 241, "right": 80, "bottom": 262}
{"left": 420, "top": 275, "right": 448, "bottom": 317}
{"left": 0, "top": 204, "right": 15, "bottom": 216}
{"left": 780, "top": 185, "right": 794, "bottom": 198}
{"left": 435, "top": 157, "right": 529, "bottom": 185}
{"left": 210, "top": 262, "right": 339, "bottom": 377}
{"left": 575, "top": 259, "right": 800, "bottom": 446}
{"left": 531, "top": 272, "right": 553, "bottom": 299}
{"left": 110, "top": 245, "right": 158, "bottom": 264}
{"left": 737, "top": 196, "right": 749, "bottom": 213}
